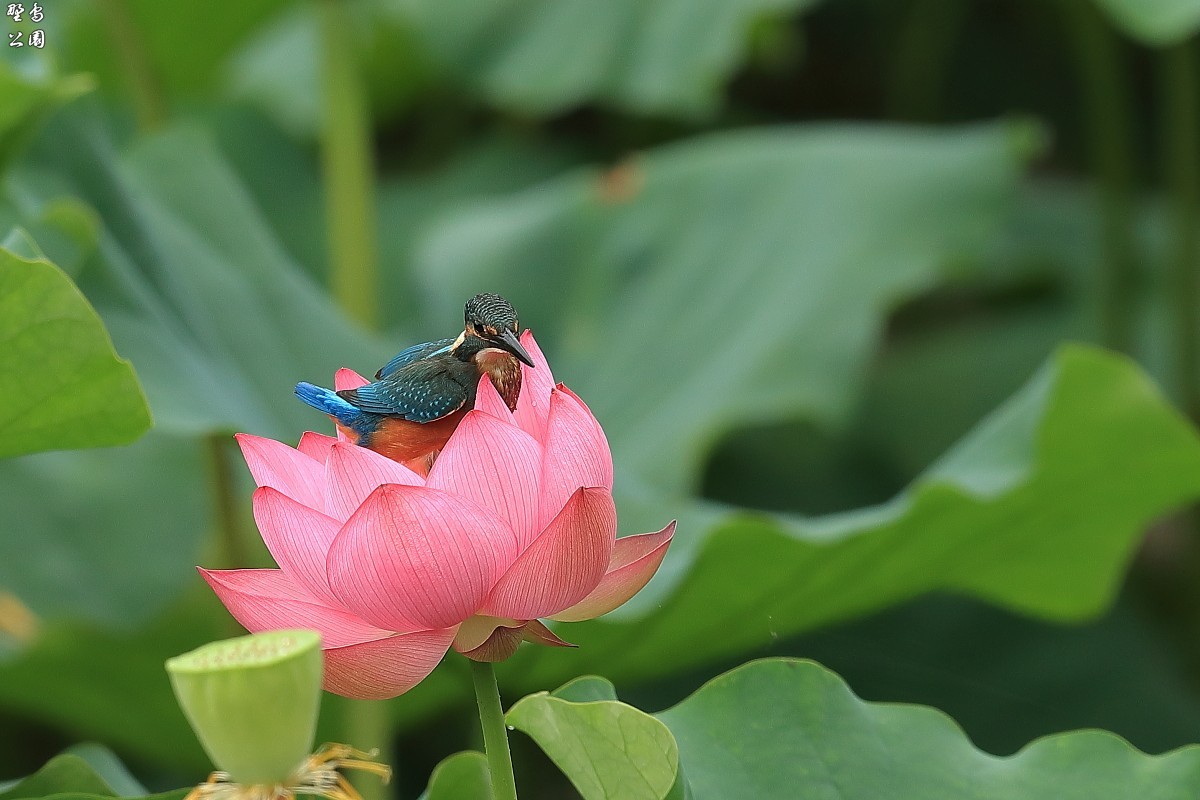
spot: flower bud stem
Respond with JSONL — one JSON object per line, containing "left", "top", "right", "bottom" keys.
{"left": 470, "top": 661, "right": 518, "bottom": 800}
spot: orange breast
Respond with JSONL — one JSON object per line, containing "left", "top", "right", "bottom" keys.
{"left": 364, "top": 410, "right": 467, "bottom": 476}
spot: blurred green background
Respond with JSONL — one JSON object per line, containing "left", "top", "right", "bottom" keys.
{"left": 6, "top": 0, "right": 1200, "bottom": 796}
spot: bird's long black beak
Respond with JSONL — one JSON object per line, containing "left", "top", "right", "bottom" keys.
{"left": 499, "top": 329, "right": 535, "bottom": 367}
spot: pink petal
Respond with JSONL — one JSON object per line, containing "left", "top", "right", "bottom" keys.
{"left": 235, "top": 433, "right": 325, "bottom": 510}
{"left": 252, "top": 487, "right": 342, "bottom": 605}
{"left": 514, "top": 331, "right": 554, "bottom": 443}
{"left": 323, "top": 629, "right": 456, "bottom": 699}
{"left": 335, "top": 368, "right": 370, "bottom": 391}
{"left": 474, "top": 374, "right": 515, "bottom": 423}
{"left": 483, "top": 487, "right": 615, "bottom": 621}
{"left": 537, "top": 389, "right": 613, "bottom": 529}
{"left": 297, "top": 431, "right": 338, "bottom": 463}
{"left": 550, "top": 521, "right": 675, "bottom": 622}
{"left": 199, "top": 568, "right": 402, "bottom": 645}
{"left": 426, "top": 410, "right": 542, "bottom": 549}
{"left": 452, "top": 614, "right": 520, "bottom": 653}
{"left": 522, "top": 619, "right": 575, "bottom": 648}
{"left": 326, "top": 485, "right": 517, "bottom": 631}
{"left": 325, "top": 441, "right": 425, "bottom": 521}
{"left": 558, "top": 384, "right": 607, "bottom": 451}
{"left": 333, "top": 370, "right": 370, "bottom": 442}
{"left": 456, "top": 623, "right": 524, "bottom": 663}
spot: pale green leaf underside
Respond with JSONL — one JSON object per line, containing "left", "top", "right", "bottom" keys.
{"left": 507, "top": 692, "right": 678, "bottom": 800}
{"left": 417, "top": 751, "right": 492, "bottom": 800}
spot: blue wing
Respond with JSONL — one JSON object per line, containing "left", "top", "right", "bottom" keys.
{"left": 375, "top": 337, "right": 456, "bottom": 379}
{"left": 340, "top": 358, "right": 473, "bottom": 423}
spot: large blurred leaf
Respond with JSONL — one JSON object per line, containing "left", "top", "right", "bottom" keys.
{"left": 25, "top": 107, "right": 392, "bottom": 437}
{"left": 62, "top": 0, "right": 294, "bottom": 100}
{"left": 413, "top": 119, "right": 1200, "bottom": 691}
{"left": 22, "top": 101, "right": 391, "bottom": 439}
{"left": 862, "top": 302, "right": 1078, "bottom": 481}
{"left": 416, "top": 121, "right": 1041, "bottom": 493}
{"left": 399, "top": 0, "right": 819, "bottom": 117}
{"left": 0, "top": 242, "right": 149, "bottom": 458}
{"left": 212, "top": 111, "right": 579, "bottom": 313}
{"left": 0, "top": 103, "right": 388, "bottom": 629}
{"left": 498, "top": 345, "right": 1200, "bottom": 693}
{"left": 223, "top": 0, "right": 819, "bottom": 131}
{"left": 1091, "top": 0, "right": 1200, "bottom": 46}
{"left": 375, "top": 138, "right": 581, "bottom": 330}
{"left": 656, "top": 658, "right": 1200, "bottom": 799}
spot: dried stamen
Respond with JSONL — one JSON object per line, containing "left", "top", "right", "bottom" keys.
{"left": 184, "top": 744, "right": 390, "bottom": 800}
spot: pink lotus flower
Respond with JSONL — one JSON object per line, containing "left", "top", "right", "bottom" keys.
{"left": 201, "top": 332, "right": 674, "bottom": 699}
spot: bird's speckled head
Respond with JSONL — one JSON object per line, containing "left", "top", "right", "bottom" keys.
{"left": 458, "top": 293, "right": 533, "bottom": 367}
{"left": 464, "top": 293, "right": 519, "bottom": 337}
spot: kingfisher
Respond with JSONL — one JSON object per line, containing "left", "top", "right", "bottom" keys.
{"left": 294, "top": 293, "right": 534, "bottom": 473}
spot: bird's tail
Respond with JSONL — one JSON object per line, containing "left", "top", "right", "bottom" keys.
{"left": 294, "top": 382, "right": 362, "bottom": 429}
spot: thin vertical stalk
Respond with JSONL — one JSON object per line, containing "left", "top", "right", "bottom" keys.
{"left": 341, "top": 699, "right": 393, "bottom": 800}
{"left": 207, "top": 435, "right": 250, "bottom": 637}
{"left": 318, "top": 0, "right": 380, "bottom": 329}
{"left": 319, "top": 3, "right": 387, "bottom": 794}
{"left": 95, "top": 0, "right": 167, "bottom": 131}
{"left": 207, "top": 435, "right": 247, "bottom": 570}
{"left": 887, "top": 0, "right": 970, "bottom": 122}
{"left": 1062, "top": 0, "right": 1139, "bottom": 353}
{"left": 1161, "top": 40, "right": 1200, "bottom": 420}
{"left": 471, "top": 661, "right": 518, "bottom": 800}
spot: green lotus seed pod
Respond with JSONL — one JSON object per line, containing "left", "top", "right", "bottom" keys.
{"left": 166, "top": 629, "right": 323, "bottom": 784}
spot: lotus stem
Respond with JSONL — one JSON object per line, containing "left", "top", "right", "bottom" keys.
{"left": 1161, "top": 39, "right": 1200, "bottom": 420}
{"left": 471, "top": 660, "right": 519, "bottom": 800}
{"left": 207, "top": 435, "right": 247, "bottom": 571}
{"left": 1062, "top": 0, "right": 1139, "bottom": 354}
{"left": 317, "top": 0, "right": 380, "bottom": 330}
{"left": 96, "top": 0, "right": 166, "bottom": 131}
{"left": 341, "top": 700, "right": 393, "bottom": 800}
{"left": 887, "top": 0, "right": 969, "bottom": 122}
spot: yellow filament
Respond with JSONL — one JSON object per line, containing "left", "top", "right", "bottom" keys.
{"left": 184, "top": 744, "right": 389, "bottom": 800}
